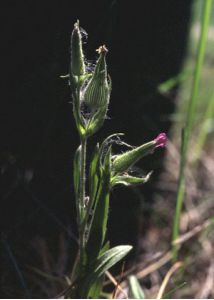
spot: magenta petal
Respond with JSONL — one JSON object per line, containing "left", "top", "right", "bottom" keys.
{"left": 154, "top": 133, "right": 167, "bottom": 148}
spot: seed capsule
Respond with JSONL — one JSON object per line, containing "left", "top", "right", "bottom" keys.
{"left": 112, "top": 133, "right": 167, "bottom": 174}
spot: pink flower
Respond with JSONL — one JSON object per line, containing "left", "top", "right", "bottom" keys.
{"left": 154, "top": 133, "right": 167, "bottom": 148}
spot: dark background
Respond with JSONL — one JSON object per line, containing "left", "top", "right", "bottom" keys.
{"left": 1, "top": 0, "right": 192, "bottom": 297}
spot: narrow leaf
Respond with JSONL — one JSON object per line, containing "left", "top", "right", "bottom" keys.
{"left": 158, "top": 71, "right": 190, "bottom": 94}
{"left": 87, "top": 275, "right": 104, "bottom": 299}
{"left": 86, "top": 241, "right": 110, "bottom": 298}
{"left": 89, "top": 144, "right": 100, "bottom": 205}
{"left": 73, "top": 145, "right": 81, "bottom": 198}
{"left": 128, "top": 275, "right": 145, "bottom": 299}
{"left": 81, "top": 245, "right": 132, "bottom": 298}
{"left": 111, "top": 172, "right": 152, "bottom": 187}
{"left": 73, "top": 145, "right": 81, "bottom": 223}
{"left": 86, "top": 148, "right": 111, "bottom": 262}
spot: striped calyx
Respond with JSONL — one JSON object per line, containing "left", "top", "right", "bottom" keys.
{"left": 83, "top": 45, "right": 110, "bottom": 111}
{"left": 112, "top": 133, "right": 167, "bottom": 175}
{"left": 112, "top": 141, "right": 156, "bottom": 175}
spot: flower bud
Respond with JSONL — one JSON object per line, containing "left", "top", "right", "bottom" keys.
{"left": 70, "top": 21, "right": 85, "bottom": 76}
{"left": 112, "top": 141, "right": 156, "bottom": 174}
{"left": 83, "top": 45, "right": 110, "bottom": 111}
{"left": 112, "top": 133, "right": 167, "bottom": 175}
{"left": 154, "top": 133, "right": 167, "bottom": 148}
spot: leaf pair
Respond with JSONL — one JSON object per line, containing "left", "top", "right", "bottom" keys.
{"left": 80, "top": 246, "right": 132, "bottom": 298}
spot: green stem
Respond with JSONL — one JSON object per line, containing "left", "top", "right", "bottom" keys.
{"left": 172, "top": 130, "right": 186, "bottom": 260}
{"left": 172, "top": 0, "right": 213, "bottom": 261}
{"left": 72, "top": 82, "right": 87, "bottom": 278}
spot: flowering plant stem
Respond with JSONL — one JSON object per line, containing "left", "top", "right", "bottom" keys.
{"left": 66, "top": 21, "right": 167, "bottom": 298}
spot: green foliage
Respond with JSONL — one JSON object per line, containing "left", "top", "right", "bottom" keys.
{"left": 81, "top": 246, "right": 132, "bottom": 298}
{"left": 67, "top": 20, "right": 167, "bottom": 298}
{"left": 111, "top": 172, "right": 152, "bottom": 187}
{"left": 89, "top": 144, "right": 100, "bottom": 208}
{"left": 158, "top": 71, "right": 190, "bottom": 95}
{"left": 128, "top": 275, "right": 145, "bottom": 299}
{"left": 73, "top": 145, "right": 81, "bottom": 224}
{"left": 86, "top": 148, "right": 111, "bottom": 263}
{"left": 172, "top": 0, "right": 213, "bottom": 261}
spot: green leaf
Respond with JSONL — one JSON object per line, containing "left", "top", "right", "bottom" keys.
{"left": 92, "top": 245, "right": 132, "bottom": 276}
{"left": 111, "top": 172, "right": 152, "bottom": 187}
{"left": 86, "top": 148, "right": 111, "bottom": 263}
{"left": 89, "top": 144, "right": 100, "bottom": 206}
{"left": 86, "top": 241, "right": 110, "bottom": 298}
{"left": 86, "top": 275, "right": 105, "bottom": 299}
{"left": 128, "top": 275, "right": 145, "bottom": 299}
{"left": 73, "top": 145, "right": 81, "bottom": 222}
{"left": 73, "top": 91, "right": 86, "bottom": 137}
{"left": 158, "top": 71, "right": 190, "bottom": 94}
{"left": 100, "top": 241, "right": 110, "bottom": 256}
{"left": 81, "top": 245, "right": 132, "bottom": 298}
{"left": 98, "top": 133, "right": 124, "bottom": 165}
{"left": 73, "top": 145, "right": 81, "bottom": 197}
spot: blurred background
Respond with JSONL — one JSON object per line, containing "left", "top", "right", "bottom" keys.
{"left": 1, "top": 0, "right": 213, "bottom": 298}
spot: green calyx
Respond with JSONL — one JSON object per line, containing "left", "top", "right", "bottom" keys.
{"left": 70, "top": 20, "right": 86, "bottom": 77}
{"left": 112, "top": 140, "right": 156, "bottom": 175}
{"left": 83, "top": 45, "right": 111, "bottom": 111}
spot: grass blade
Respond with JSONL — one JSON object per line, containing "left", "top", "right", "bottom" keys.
{"left": 193, "top": 91, "right": 214, "bottom": 163}
{"left": 2, "top": 237, "right": 31, "bottom": 298}
{"left": 128, "top": 275, "right": 145, "bottom": 299}
{"left": 172, "top": 0, "right": 213, "bottom": 261}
